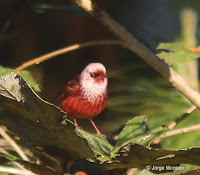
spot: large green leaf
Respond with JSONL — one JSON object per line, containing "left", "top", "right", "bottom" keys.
{"left": 76, "top": 127, "right": 114, "bottom": 162}
{"left": 157, "top": 43, "right": 200, "bottom": 64}
{"left": 111, "top": 116, "right": 147, "bottom": 156}
{"left": 111, "top": 116, "right": 168, "bottom": 155}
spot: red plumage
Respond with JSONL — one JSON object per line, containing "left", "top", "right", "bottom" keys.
{"left": 56, "top": 63, "right": 108, "bottom": 135}
{"left": 61, "top": 76, "right": 108, "bottom": 119}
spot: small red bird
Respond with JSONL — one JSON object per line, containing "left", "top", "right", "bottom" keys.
{"left": 56, "top": 63, "right": 108, "bottom": 135}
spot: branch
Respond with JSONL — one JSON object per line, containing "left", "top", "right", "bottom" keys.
{"left": 162, "top": 124, "right": 200, "bottom": 138}
{"left": 15, "top": 40, "right": 122, "bottom": 71}
{"left": 73, "top": 0, "right": 200, "bottom": 109}
{"left": 168, "top": 105, "right": 197, "bottom": 129}
{"left": 153, "top": 105, "right": 197, "bottom": 144}
{"left": 142, "top": 123, "right": 200, "bottom": 145}
{"left": 0, "top": 147, "right": 29, "bottom": 171}
{"left": 0, "top": 166, "right": 35, "bottom": 175}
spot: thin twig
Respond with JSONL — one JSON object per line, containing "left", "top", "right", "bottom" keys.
{"left": 140, "top": 123, "right": 200, "bottom": 145}
{"left": 0, "top": 166, "right": 35, "bottom": 175}
{"left": 15, "top": 40, "right": 122, "bottom": 71}
{"left": 73, "top": 0, "right": 200, "bottom": 110}
{"left": 0, "top": 126, "right": 29, "bottom": 161}
{"left": 161, "top": 124, "right": 200, "bottom": 138}
{"left": 168, "top": 105, "right": 197, "bottom": 129}
{"left": 0, "top": 147, "right": 29, "bottom": 170}
{"left": 153, "top": 106, "right": 197, "bottom": 144}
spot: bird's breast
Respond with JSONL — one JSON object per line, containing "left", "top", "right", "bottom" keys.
{"left": 61, "top": 92, "right": 108, "bottom": 119}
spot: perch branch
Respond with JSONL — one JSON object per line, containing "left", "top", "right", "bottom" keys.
{"left": 15, "top": 40, "right": 122, "bottom": 71}
{"left": 73, "top": 0, "right": 200, "bottom": 109}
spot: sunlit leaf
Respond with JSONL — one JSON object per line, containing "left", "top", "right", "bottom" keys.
{"left": 76, "top": 127, "right": 114, "bottom": 162}
{"left": 157, "top": 42, "right": 200, "bottom": 64}
{"left": 111, "top": 116, "right": 147, "bottom": 156}
{"left": 20, "top": 70, "right": 41, "bottom": 92}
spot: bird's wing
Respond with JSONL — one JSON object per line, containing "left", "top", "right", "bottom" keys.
{"left": 54, "top": 75, "right": 80, "bottom": 106}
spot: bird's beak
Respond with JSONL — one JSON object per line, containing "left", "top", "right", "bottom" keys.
{"left": 99, "top": 74, "right": 106, "bottom": 80}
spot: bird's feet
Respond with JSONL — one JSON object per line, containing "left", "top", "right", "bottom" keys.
{"left": 74, "top": 118, "right": 79, "bottom": 127}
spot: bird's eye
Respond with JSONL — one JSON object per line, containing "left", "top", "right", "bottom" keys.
{"left": 90, "top": 73, "right": 95, "bottom": 77}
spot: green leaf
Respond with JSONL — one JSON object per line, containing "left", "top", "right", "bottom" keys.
{"left": 76, "top": 127, "right": 114, "bottom": 162}
{"left": 20, "top": 70, "right": 41, "bottom": 92}
{"left": 104, "top": 116, "right": 200, "bottom": 173}
{"left": 138, "top": 169, "right": 155, "bottom": 175}
{"left": 157, "top": 42, "right": 200, "bottom": 64}
{"left": 111, "top": 116, "right": 147, "bottom": 156}
{"left": 138, "top": 126, "right": 169, "bottom": 146}
{"left": 0, "top": 66, "right": 12, "bottom": 76}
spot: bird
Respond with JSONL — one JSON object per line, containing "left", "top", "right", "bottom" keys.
{"left": 55, "top": 63, "right": 108, "bottom": 135}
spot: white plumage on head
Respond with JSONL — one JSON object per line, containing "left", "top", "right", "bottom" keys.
{"left": 80, "top": 63, "right": 108, "bottom": 100}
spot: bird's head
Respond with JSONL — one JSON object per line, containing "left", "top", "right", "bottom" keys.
{"left": 80, "top": 63, "right": 108, "bottom": 96}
